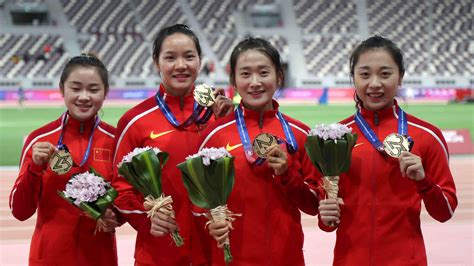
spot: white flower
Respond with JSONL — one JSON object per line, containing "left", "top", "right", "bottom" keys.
{"left": 118, "top": 146, "right": 162, "bottom": 167}
{"left": 186, "top": 147, "right": 231, "bottom": 166}
{"left": 309, "top": 123, "right": 352, "bottom": 140}
{"left": 63, "top": 172, "right": 109, "bottom": 206}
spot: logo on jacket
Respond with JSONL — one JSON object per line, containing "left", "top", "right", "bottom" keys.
{"left": 94, "top": 148, "right": 111, "bottom": 162}
{"left": 150, "top": 129, "right": 175, "bottom": 139}
{"left": 226, "top": 143, "right": 243, "bottom": 152}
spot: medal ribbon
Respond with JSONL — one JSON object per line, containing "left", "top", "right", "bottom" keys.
{"left": 57, "top": 112, "right": 100, "bottom": 167}
{"left": 235, "top": 105, "right": 298, "bottom": 165}
{"left": 355, "top": 107, "right": 410, "bottom": 152}
{"left": 155, "top": 91, "right": 212, "bottom": 129}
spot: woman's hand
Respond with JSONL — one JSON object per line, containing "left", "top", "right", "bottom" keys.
{"left": 99, "top": 208, "right": 120, "bottom": 233}
{"left": 399, "top": 151, "right": 425, "bottom": 181}
{"left": 319, "top": 198, "right": 344, "bottom": 227}
{"left": 150, "top": 210, "right": 179, "bottom": 237}
{"left": 208, "top": 220, "right": 233, "bottom": 248}
{"left": 213, "top": 88, "right": 234, "bottom": 118}
{"left": 266, "top": 144, "right": 288, "bottom": 176}
{"left": 31, "top": 142, "right": 57, "bottom": 166}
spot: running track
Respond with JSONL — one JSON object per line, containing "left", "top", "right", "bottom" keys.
{"left": 1, "top": 156, "right": 472, "bottom": 265}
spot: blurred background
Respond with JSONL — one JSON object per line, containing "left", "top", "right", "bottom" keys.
{"left": 0, "top": 0, "right": 472, "bottom": 265}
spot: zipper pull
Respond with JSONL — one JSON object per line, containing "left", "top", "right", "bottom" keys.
{"left": 374, "top": 112, "right": 379, "bottom": 126}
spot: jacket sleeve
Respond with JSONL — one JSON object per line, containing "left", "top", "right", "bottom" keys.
{"left": 9, "top": 144, "right": 45, "bottom": 221}
{"left": 111, "top": 117, "right": 149, "bottom": 232}
{"left": 273, "top": 135, "right": 320, "bottom": 216}
{"left": 413, "top": 134, "right": 457, "bottom": 222}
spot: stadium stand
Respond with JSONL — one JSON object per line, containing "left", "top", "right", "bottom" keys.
{"left": 0, "top": 0, "right": 472, "bottom": 88}
{"left": 294, "top": 0, "right": 358, "bottom": 34}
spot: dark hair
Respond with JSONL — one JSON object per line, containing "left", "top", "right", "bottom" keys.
{"left": 59, "top": 53, "right": 109, "bottom": 95}
{"left": 349, "top": 35, "right": 405, "bottom": 107}
{"left": 229, "top": 36, "right": 284, "bottom": 86}
{"left": 350, "top": 35, "right": 405, "bottom": 78}
{"left": 152, "top": 24, "right": 202, "bottom": 63}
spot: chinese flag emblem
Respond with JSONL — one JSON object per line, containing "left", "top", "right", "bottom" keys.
{"left": 94, "top": 148, "right": 111, "bottom": 162}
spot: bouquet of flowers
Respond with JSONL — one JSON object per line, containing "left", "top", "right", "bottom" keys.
{"left": 117, "top": 147, "right": 183, "bottom": 247}
{"left": 58, "top": 168, "right": 117, "bottom": 231}
{"left": 305, "top": 123, "right": 357, "bottom": 200}
{"left": 177, "top": 147, "right": 236, "bottom": 263}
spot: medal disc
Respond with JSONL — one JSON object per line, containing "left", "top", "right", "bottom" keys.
{"left": 252, "top": 133, "right": 278, "bottom": 158}
{"left": 194, "top": 84, "right": 216, "bottom": 107}
{"left": 49, "top": 149, "right": 73, "bottom": 175}
{"left": 383, "top": 133, "right": 410, "bottom": 158}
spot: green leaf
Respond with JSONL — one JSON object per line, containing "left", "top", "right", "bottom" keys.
{"left": 178, "top": 157, "right": 212, "bottom": 209}
{"left": 305, "top": 136, "right": 326, "bottom": 175}
{"left": 88, "top": 167, "right": 101, "bottom": 177}
{"left": 93, "top": 187, "right": 118, "bottom": 217}
{"left": 178, "top": 156, "right": 235, "bottom": 210}
{"left": 132, "top": 150, "right": 162, "bottom": 196}
{"left": 57, "top": 190, "right": 74, "bottom": 205}
{"left": 214, "top": 157, "right": 235, "bottom": 204}
{"left": 57, "top": 187, "right": 117, "bottom": 220}
{"left": 118, "top": 150, "right": 169, "bottom": 198}
{"left": 119, "top": 163, "right": 152, "bottom": 196}
{"left": 340, "top": 133, "right": 358, "bottom": 172}
{"left": 305, "top": 133, "right": 358, "bottom": 176}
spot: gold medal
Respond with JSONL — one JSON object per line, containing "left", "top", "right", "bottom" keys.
{"left": 252, "top": 133, "right": 278, "bottom": 158}
{"left": 49, "top": 149, "right": 73, "bottom": 175}
{"left": 383, "top": 133, "right": 410, "bottom": 158}
{"left": 194, "top": 84, "right": 216, "bottom": 107}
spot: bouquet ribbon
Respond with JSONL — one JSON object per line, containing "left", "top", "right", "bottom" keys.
{"left": 321, "top": 176, "right": 340, "bottom": 200}
{"left": 143, "top": 194, "right": 174, "bottom": 218}
{"left": 143, "top": 194, "right": 184, "bottom": 247}
{"left": 205, "top": 205, "right": 241, "bottom": 263}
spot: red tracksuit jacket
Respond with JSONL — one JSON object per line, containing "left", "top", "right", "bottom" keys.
{"left": 112, "top": 86, "right": 212, "bottom": 265}
{"left": 198, "top": 101, "right": 320, "bottom": 266}
{"left": 319, "top": 102, "right": 457, "bottom": 266}
{"left": 9, "top": 113, "right": 117, "bottom": 266}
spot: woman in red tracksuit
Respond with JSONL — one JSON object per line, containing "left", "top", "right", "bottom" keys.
{"left": 318, "top": 35, "right": 458, "bottom": 265}
{"left": 111, "top": 24, "right": 232, "bottom": 265}
{"left": 9, "top": 54, "right": 118, "bottom": 265}
{"left": 199, "top": 37, "right": 320, "bottom": 265}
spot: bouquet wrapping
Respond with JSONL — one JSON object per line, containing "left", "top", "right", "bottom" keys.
{"left": 118, "top": 147, "right": 183, "bottom": 246}
{"left": 177, "top": 147, "right": 236, "bottom": 263}
{"left": 58, "top": 168, "right": 117, "bottom": 231}
{"left": 305, "top": 123, "right": 357, "bottom": 200}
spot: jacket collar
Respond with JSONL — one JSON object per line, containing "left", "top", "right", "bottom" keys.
{"left": 358, "top": 99, "right": 399, "bottom": 121}
{"left": 159, "top": 84, "right": 195, "bottom": 106}
{"left": 241, "top": 99, "right": 279, "bottom": 119}
{"left": 63, "top": 112, "right": 97, "bottom": 134}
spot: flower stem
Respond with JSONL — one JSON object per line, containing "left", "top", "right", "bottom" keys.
{"left": 171, "top": 230, "right": 184, "bottom": 247}
{"left": 224, "top": 244, "right": 232, "bottom": 263}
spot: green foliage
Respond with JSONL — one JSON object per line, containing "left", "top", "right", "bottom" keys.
{"left": 57, "top": 169, "right": 118, "bottom": 220}
{"left": 1, "top": 103, "right": 472, "bottom": 165}
{"left": 177, "top": 156, "right": 235, "bottom": 210}
{"left": 305, "top": 133, "right": 358, "bottom": 176}
{"left": 118, "top": 149, "right": 169, "bottom": 198}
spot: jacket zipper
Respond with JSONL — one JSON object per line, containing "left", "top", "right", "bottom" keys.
{"left": 259, "top": 112, "right": 264, "bottom": 129}
{"left": 260, "top": 112, "right": 270, "bottom": 264}
{"left": 369, "top": 112, "right": 379, "bottom": 266}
